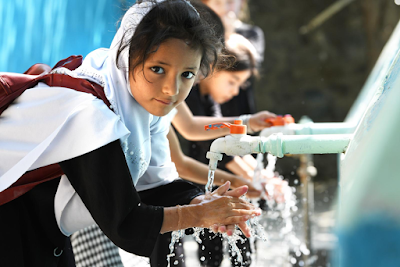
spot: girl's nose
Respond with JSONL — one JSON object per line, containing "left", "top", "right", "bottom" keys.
{"left": 232, "top": 85, "right": 240, "bottom": 96}
{"left": 163, "top": 76, "right": 180, "bottom": 96}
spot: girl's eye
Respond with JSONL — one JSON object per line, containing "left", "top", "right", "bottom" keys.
{"left": 182, "top": 71, "right": 195, "bottom": 79}
{"left": 150, "top": 66, "right": 164, "bottom": 74}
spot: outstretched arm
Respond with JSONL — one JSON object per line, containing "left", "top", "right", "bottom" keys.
{"left": 172, "top": 102, "right": 276, "bottom": 141}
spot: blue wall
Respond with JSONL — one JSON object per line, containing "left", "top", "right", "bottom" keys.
{"left": 0, "top": 0, "right": 135, "bottom": 73}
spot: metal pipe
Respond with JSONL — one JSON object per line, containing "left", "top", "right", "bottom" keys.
{"left": 296, "top": 154, "right": 317, "bottom": 267}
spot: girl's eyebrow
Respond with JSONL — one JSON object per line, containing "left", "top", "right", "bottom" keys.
{"left": 150, "top": 60, "right": 198, "bottom": 70}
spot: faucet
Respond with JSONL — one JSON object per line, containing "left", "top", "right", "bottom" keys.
{"left": 205, "top": 120, "right": 352, "bottom": 170}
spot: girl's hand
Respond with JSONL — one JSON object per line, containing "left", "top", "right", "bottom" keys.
{"left": 206, "top": 183, "right": 260, "bottom": 237}
{"left": 216, "top": 185, "right": 256, "bottom": 237}
{"left": 231, "top": 176, "right": 262, "bottom": 199}
{"left": 190, "top": 182, "right": 261, "bottom": 234}
{"left": 249, "top": 111, "right": 277, "bottom": 132}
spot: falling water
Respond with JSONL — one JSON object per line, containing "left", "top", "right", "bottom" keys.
{"left": 205, "top": 169, "right": 215, "bottom": 196}
{"left": 167, "top": 229, "right": 185, "bottom": 267}
{"left": 167, "top": 170, "right": 216, "bottom": 266}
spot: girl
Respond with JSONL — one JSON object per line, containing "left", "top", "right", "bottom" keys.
{"left": 182, "top": 32, "right": 261, "bottom": 267}
{"left": 0, "top": 1, "right": 260, "bottom": 266}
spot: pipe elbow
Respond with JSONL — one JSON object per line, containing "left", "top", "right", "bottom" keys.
{"left": 209, "top": 137, "right": 226, "bottom": 154}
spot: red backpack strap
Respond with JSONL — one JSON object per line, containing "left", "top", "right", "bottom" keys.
{"left": 0, "top": 164, "right": 64, "bottom": 206}
{"left": 52, "top": 55, "right": 84, "bottom": 71}
{"left": 0, "top": 55, "right": 111, "bottom": 205}
{"left": 24, "top": 63, "right": 52, "bottom": 75}
{"left": 0, "top": 55, "right": 111, "bottom": 115}
{"left": 39, "top": 74, "right": 111, "bottom": 108}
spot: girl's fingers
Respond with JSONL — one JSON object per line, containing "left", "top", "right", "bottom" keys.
{"left": 223, "top": 185, "right": 248, "bottom": 198}
{"left": 218, "top": 225, "right": 227, "bottom": 234}
{"left": 226, "top": 224, "right": 236, "bottom": 236}
{"left": 237, "top": 222, "right": 252, "bottom": 237}
{"left": 211, "top": 224, "right": 219, "bottom": 233}
{"left": 221, "top": 214, "right": 255, "bottom": 226}
{"left": 213, "top": 181, "right": 231, "bottom": 196}
{"left": 227, "top": 202, "right": 261, "bottom": 213}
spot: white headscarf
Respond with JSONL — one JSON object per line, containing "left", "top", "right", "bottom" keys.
{"left": 76, "top": 0, "right": 175, "bottom": 185}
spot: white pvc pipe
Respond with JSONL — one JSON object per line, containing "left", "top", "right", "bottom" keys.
{"left": 260, "top": 122, "right": 356, "bottom": 137}
{"left": 261, "top": 133, "right": 352, "bottom": 158}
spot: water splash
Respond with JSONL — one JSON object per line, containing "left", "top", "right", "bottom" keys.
{"left": 254, "top": 154, "right": 314, "bottom": 266}
{"left": 168, "top": 160, "right": 271, "bottom": 266}
{"left": 166, "top": 229, "right": 185, "bottom": 267}
{"left": 167, "top": 171, "right": 214, "bottom": 266}
{"left": 221, "top": 226, "right": 246, "bottom": 264}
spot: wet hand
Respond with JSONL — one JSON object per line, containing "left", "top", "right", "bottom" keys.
{"left": 211, "top": 183, "right": 260, "bottom": 237}
{"left": 249, "top": 111, "right": 277, "bottom": 132}
{"left": 231, "top": 176, "right": 262, "bottom": 198}
{"left": 192, "top": 182, "right": 261, "bottom": 230}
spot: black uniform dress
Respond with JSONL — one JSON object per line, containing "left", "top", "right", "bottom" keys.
{"left": 0, "top": 140, "right": 203, "bottom": 267}
{"left": 184, "top": 86, "right": 253, "bottom": 267}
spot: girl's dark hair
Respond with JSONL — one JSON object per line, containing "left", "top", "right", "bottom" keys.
{"left": 116, "top": 0, "right": 224, "bottom": 78}
{"left": 223, "top": 34, "right": 259, "bottom": 78}
{"left": 190, "top": 0, "right": 225, "bottom": 46}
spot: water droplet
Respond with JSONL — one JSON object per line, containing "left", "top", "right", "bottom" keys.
{"left": 200, "top": 256, "right": 205, "bottom": 261}
{"left": 294, "top": 179, "right": 299, "bottom": 184}
{"left": 173, "top": 260, "right": 179, "bottom": 265}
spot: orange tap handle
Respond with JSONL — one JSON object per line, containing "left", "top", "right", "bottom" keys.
{"left": 205, "top": 120, "right": 247, "bottom": 134}
{"left": 204, "top": 122, "right": 231, "bottom": 131}
{"left": 265, "top": 114, "right": 295, "bottom": 126}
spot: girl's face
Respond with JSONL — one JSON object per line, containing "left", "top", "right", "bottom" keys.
{"left": 129, "top": 38, "right": 202, "bottom": 116}
{"left": 201, "top": 69, "right": 251, "bottom": 104}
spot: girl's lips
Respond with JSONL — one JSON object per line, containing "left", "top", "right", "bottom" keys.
{"left": 155, "top": 98, "right": 174, "bottom": 105}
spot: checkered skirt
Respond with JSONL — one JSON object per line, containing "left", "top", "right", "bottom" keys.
{"left": 71, "top": 224, "right": 123, "bottom": 267}
{"left": 71, "top": 224, "right": 150, "bottom": 267}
